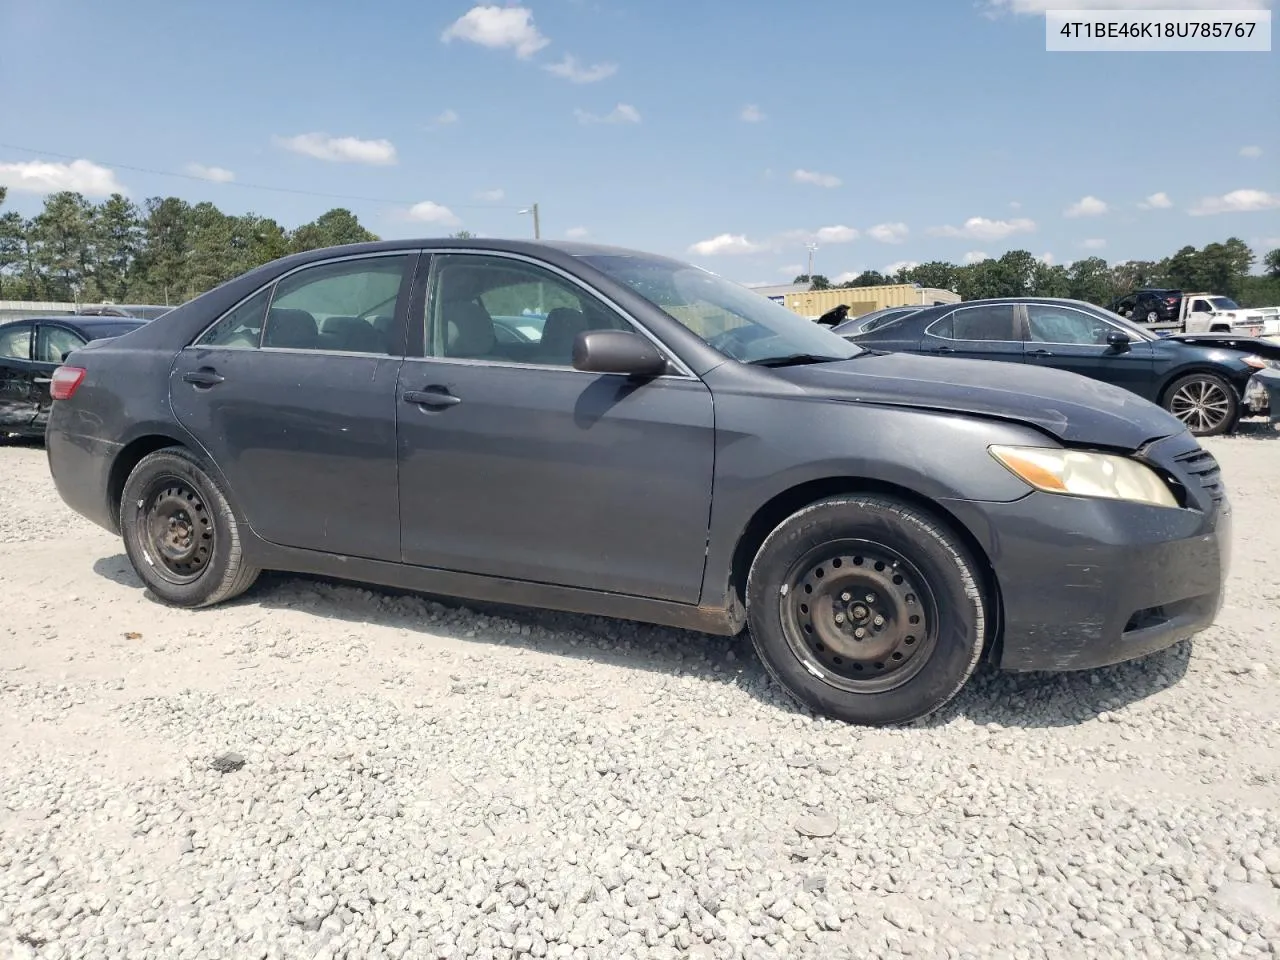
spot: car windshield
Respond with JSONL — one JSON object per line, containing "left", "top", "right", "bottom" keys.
{"left": 1208, "top": 296, "right": 1240, "bottom": 310}
{"left": 578, "top": 253, "right": 862, "bottom": 365}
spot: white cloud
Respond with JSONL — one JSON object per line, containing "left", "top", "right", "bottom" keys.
{"left": 574, "top": 103, "right": 641, "bottom": 125}
{"left": 1189, "top": 188, "right": 1280, "bottom": 216}
{"left": 688, "top": 234, "right": 767, "bottom": 256}
{"left": 474, "top": 188, "right": 505, "bottom": 202}
{"left": 964, "top": 251, "right": 989, "bottom": 264}
{"left": 184, "top": 162, "right": 234, "bottom": 183}
{"left": 740, "top": 104, "right": 766, "bottom": 123}
{"left": 927, "top": 217, "right": 1037, "bottom": 241}
{"left": 434, "top": 109, "right": 460, "bottom": 125}
{"left": 565, "top": 226, "right": 590, "bottom": 239}
{"left": 815, "top": 225, "right": 858, "bottom": 244}
{"left": 1040, "top": 252, "right": 1056, "bottom": 265}
{"left": 1080, "top": 238, "right": 1107, "bottom": 250}
{"left": 1009, "top": 201, "right": 1022, "bottom": 210}
{"left": 0, "top": 158, "right": 126, "bottom": 197}
{"left": 792, "top": 168, "right": 842, "bottom": 188}
{"left": 441, "top": 5, "right": 549, "bottom": 59}
{"left": 276, "top": 133, "right": 397, "bottom": 165}
{"left": 544, "top": 55, "right": 618, "bottom": 83}
{"left": 987, "top": 0, "right": 1266, "bottom": 12}
{"left": 1065, "top": 195, "right": 1108, "bottom": 218}
{"left": 884, "top": 260, "right": 920, "bottom": 275}
{"left": 406, "top": 201, "right": 462, "bottom": 227}
{"left": 1140, "top": 191, "right": 1173, "bottom": 209}
{"left": 867, "top": 222, "right": 909, "bottom": 244}
{"left": 833, "top": 271, "right": 861, "bottom": 285}
{"left": 1240, "top": 145, "right": 1264, "bottom": 159}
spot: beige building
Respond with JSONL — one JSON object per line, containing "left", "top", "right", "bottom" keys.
{"left": 747, "top": 283, "right": 960, "bottom": 320}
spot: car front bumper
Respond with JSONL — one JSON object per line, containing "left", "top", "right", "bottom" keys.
{"left": 942, "top": 458, "right": 1230, "bottom": 673}
{"left": 1244, "top": 369, "right": 1280, "bottom": 421}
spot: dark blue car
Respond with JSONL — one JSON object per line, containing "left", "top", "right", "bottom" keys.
{"left": 844, "top": 297, "right": 1280, "bottom": 436}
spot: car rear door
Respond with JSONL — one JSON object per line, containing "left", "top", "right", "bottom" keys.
{"left": 32, "top": 323, "right": 87, "bottom": 428}
{"left": 918, "top": 304, "right": 1024, "bottom": 364}
{"left": 169, "top": 252, "right": 414, "bottom": 562}
{"left": 395, "top": 251, "right": 715, "bottom": 603}
{"left": 1023, "top": 303, "right": 1156, "bottom": 399}
{"left": 0, "top": 322, "right": 38, "bottom": 433}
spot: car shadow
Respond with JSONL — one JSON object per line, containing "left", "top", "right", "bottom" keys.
{"left": 0, "top": 434, "right": 44, "bottom": 448}
{"left": 1231, "top": 418, "right": 1279, "bottom": 440}
{"left": 90, "top": 557, "right": 1192, "bottom": 731}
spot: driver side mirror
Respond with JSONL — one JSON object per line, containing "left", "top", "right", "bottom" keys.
{"left": 1106, "top": 331, "right": 1131, "bottom": 351}
{"left": 572, "top": 329, "right": 669, "bottom": 378}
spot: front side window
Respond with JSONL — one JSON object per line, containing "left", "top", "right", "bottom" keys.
{"left": 265, "top": 256, "right": 409, "bottom": 354}
{"left": 578, "top": 253, "right": 861, "bottom": 366}
{"left": 929, "top": 305, "right": 1017, "bottom": 342}
{"left": 1190, "top": 299, "right": 1212, "bottom": 314}
{"left": 426, "top": 254, "right": 631, "bottom": 366}
{"left": 37, "top": 326, "right": 85, "bottom": 363}
{"left": 1027, "top": 305, "right": 1111, "bottom": 345}
{"left": 0, "top": 324, "right": 33, "bottom": 360}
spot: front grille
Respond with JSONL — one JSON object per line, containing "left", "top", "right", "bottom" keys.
{"left": 1173, "top": 447, "right": 1224, "bottom": 504}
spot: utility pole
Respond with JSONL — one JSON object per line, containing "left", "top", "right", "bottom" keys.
{"left": 806, "top": 242, "right": 818, "bottom": 283}
{"left": 519, "top": 203, "right": 541, "bottom": 239}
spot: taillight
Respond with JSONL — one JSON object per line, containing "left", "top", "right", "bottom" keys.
{"left": 50, "top": 365, "right": 86, "bottom": 400}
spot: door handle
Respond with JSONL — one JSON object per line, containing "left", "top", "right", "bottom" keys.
{"left": 183, "top": 368, "right": 225, "bottom": 387}
{"left": 1027, "top": 349, "right": 1054, "bottom": 357}
{"left": 404, "top": 388, "right": 462, "bottom": 408}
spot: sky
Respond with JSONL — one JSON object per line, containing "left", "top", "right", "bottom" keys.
{"left": 0, "top": 0, "right": 1277, "bottom": 286}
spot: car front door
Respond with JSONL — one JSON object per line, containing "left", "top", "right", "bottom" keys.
{"left": 169, "top": 252, "right": 414, "bottom": 561}
{"left": 33, "top": 323, "right": 87, "bottom": 428}
{"left": 918, "top": 304, "right": 1024, "bottom": 364}
{"left": 1023, "top": 303, "right": 1156, "bottom": 398}
{"left": 0, "top": 322, "right": 37, "bottom": 433}
{"left": 1184, "top": 297, "right": 1215, "bottom": 332}
{"left": 396, "top": 251, "right": 715, "bottom": 603}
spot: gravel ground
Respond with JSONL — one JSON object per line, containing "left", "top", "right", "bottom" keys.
{"left": 2, "top": 427, "right": 1279, "bottom": 960}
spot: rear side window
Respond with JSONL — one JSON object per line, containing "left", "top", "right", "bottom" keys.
{"left": 264, "top": 255, "right": 409, "bottom": 354}
{"left": 198, "top": 287, "right": 272, "bottom": 349}
{"left": 930, "top": 305, "right": 1016, "bottom": 341}
{"left": 0, "top": 323, "right": 33, "bottom": 360}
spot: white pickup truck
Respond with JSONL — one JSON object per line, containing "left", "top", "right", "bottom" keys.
{"left": 1177, "top": 293, "right": 1271, "bottom": 335}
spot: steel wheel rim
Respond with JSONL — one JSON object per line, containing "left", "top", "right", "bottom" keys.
{"left": 137, "top": 476, "right": 214, "bottom": 584}
{"left": 1170, "top": 379, "right": 1231, "bottom": 434}
{"left": 780, "top": 539, "right": 939, "bottom": 694}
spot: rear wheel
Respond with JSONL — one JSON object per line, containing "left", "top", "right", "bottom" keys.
{"left": 119, "top": 447, "right": 260, "bottom": 607}
{"left": 1163, "top": 372, "right": 1238, "bottom": 437}
{"left": 746, "top": 495, "right": 988, "bottom": 726}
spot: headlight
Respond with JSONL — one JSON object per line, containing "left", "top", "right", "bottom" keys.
{"left": 1243, "top": 355, "right": 1280, "bottom": 370}
{"left": 989, "top": 445, "right": 1178, "bottom": 508}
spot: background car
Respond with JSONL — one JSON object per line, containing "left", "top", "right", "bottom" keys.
{"left": 844, "top": 296, "right": 1280, "bottom": 436}
{"left": 0, "top": 315, "right": 146, "bottom": 438}
{"left": 831, "top": 305, "right": 923, "bottom": 337}
{"left": 76, "top": 304, "right": 172, "bottom": 320}
{"left": 1110, "top": 288, "right": 1182, "bottom": 323}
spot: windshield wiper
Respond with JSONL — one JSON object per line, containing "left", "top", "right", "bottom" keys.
{"left": 747, "top": 353, "right": 845, "bottom": 368}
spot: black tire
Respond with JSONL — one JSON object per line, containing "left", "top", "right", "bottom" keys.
{"left": 746, "top": 495, "right": 988, "bottom": 726}
{"left": 119, "top": 446, "right": 260, "bottom": 607}
{"left": 1162, "top": 372, "right": 1239, "bottom": 437}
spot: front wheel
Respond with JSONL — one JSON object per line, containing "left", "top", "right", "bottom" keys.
{"left": 1163, "top": 372, "right": 1239, "bottom": 437}
{"left": 119, "top": 447, "right": 260, "bottom": 607}
{"left": 746, "top": 496, "right": 989, "bottom": 726}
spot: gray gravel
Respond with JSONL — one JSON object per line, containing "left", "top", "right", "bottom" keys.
{"left": 2, "top": 425, "right": 1280, "bottom": 959}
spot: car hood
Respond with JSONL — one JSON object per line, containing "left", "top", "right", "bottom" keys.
{"left": 771, "top": 351, "right": 1185, "bottom": 449}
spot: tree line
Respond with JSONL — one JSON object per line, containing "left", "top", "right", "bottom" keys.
{"left": 0, "top": 187, "right": 380, "bottom": 305}
{"left": 796, "top": 239, "right": 1280, "bottom": 309}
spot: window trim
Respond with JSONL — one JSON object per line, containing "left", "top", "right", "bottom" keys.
{"left": 1024, "top": 303, "right": 1136, "bottom": 348}
{"left": 923, "top": 303, "right": 1021, "bottom": 345}
{"left": 417, "top": 248, "right": 698, "bottom": 380}
{"left": 190, "top": 251, "right": 415, "bottom": 356}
